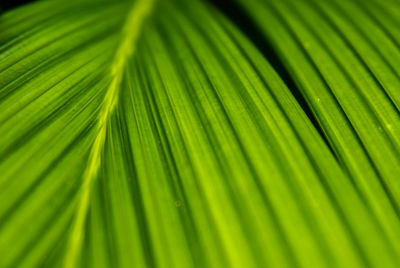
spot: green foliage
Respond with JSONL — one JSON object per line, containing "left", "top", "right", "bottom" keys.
{"left": 0, "top": 0, "right": 400, "bottom": 267}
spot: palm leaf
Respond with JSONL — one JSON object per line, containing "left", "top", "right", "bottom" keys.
{"left": 1, "top": 0, "right": 400, "bottom": 267}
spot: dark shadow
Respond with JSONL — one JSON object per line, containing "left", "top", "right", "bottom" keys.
{"left": 1, "top": 0, "right": 36, "bottom": 12}
{"left": 209, "top": 0, "right": 333, "bottom": 151}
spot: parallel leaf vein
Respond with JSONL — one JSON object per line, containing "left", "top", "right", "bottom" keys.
{"left": 64, "top": 0, "right": 155, "bottom": 267}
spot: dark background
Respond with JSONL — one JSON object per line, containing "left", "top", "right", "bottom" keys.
{"left": 1, "top": 0, "right": 34, "bottom": 11}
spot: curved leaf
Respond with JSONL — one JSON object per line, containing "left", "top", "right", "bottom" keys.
{"left": 1, "top": 0, "right": 399, "bottom": 267}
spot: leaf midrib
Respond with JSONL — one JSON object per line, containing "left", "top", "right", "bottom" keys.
{"left": 64, "top": 0, "right": 155, "bottom": 267}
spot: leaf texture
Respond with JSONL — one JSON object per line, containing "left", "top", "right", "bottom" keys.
{"left": 233, "top": 0, "right": 400, "bottom": 265}
{"left": 0, "top": 0, "right": 400, "bottom": 267}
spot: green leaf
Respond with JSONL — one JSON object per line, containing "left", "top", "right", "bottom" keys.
{"left": 1, "top": 0, "right": 400, "bottom": 267}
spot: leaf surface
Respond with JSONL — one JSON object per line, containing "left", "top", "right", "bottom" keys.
{"left": 1, "top": 0, "right": 400, "bottom": 267}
